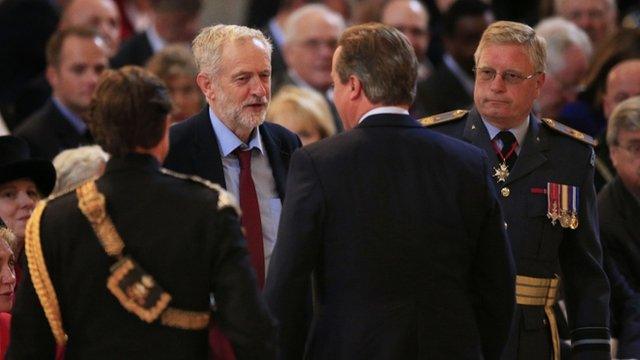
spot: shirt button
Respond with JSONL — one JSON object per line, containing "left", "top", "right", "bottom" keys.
{"left": 501, "top": 187, "right": 510, "bottom": 197}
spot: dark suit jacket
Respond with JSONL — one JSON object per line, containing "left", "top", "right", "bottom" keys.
{"left": 412, "top": 62, "right": 473, "bottom": 118}
{"left": 14, "top": 99, "right": 92, "bottom": 160}
{"left": 9, "top": 154, "right": 275, "bottom": 359}
{"left": 163, "top": 107, "right": 301, "bottom": 201}
{"left": 430, "top": 108, "right": 611, "bottom": 358}
{"left": 110, "top": 31, "right": 154, "bottom": 68}
{"left": 265, "top": 113, "right": 516, "bottom": 360}
{"left": 598, "top": 177, "right": 640, "bottom": 292}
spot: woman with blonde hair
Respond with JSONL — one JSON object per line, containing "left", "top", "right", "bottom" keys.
{"left": 267, "top": 85, "right": 336, "bottom": 145}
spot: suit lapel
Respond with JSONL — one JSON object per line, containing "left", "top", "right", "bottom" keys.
{"left": 193, "top": 109, "right": 226, "bottom": 187}
{"left": 260, "top": 125, "right": 287, "bottom": 200}
{"left": 505, "top": 116, "right": 548, "bottom": 185}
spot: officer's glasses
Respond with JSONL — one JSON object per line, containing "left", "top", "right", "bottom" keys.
{"left": 473, "top": 67, "right": 541, "bottom": 85}
{"left": 614, "top": 142, "right": 640, "bottom": 157}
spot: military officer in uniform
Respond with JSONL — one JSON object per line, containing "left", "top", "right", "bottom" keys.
{"left": 8, "top": 66, "right": 275, "bottom": 359}
{"left": 424, "top": 21, "right": 611, "bottom": 359}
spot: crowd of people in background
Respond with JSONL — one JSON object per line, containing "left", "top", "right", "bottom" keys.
{"left": 0, "top": 0, "right": 639, "bottom": 358}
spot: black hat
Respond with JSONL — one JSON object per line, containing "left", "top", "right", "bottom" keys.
{"left": 0, "top": 136, "right": 56, "bottom": 197}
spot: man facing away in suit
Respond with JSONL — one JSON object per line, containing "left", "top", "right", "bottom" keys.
{"left": 265, "top": 23, "right": 516, "bottom": 360}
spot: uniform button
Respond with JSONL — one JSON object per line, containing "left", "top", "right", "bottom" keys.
{"left": 543, "top": 318, "right": 548, "bottom": 326}
{"left": 501, "top": 187, "right": 510, "bottom": 197}
{"left": 504, "top": 222, "right": 508, "bottom": 230}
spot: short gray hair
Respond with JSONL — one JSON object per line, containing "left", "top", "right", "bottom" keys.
{"left": 192, "top": 24, "right": 272, "bottom": 75}
{"left": 607, "top": 96, "right": 640, "bottom": 146}
{"left": 475, "top": 21, "right": 547, "bottom": 73}
{"left": 535, "top": 17, "right": 592, "bottom": 75}
{"left": 52, "top": 145, "right": 109, "bottom": 194}
{"left": 283, "top": 4, "right": 346, "bottom": 44}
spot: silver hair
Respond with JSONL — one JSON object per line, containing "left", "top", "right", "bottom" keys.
{"left": 535, "top": 17, "right": 593, "bottom": 75}
{"left": 607, "top": 96, "right": 640, "bottom": 146}
{"left": 192, "top": 24, "right": 272, "bottom": 75}
{"left": 283, "top": 3, "right": 346, "bottom": 44}
{"left": 52, "top": 145, "right": 109, "bottom": 194}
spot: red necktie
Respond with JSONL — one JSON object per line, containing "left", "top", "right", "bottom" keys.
{"left": 235, "top": 149, "right": 265, "bottom": 289}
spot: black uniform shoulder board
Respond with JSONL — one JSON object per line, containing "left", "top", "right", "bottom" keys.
{"left": 420, "top": 109, "right": 469, "bottom": 127}
{"left": 159, "top": 168, "right": 240, "bottom": 214}
{"left": 540, "top": 118, "right": 598, "bottom": 146}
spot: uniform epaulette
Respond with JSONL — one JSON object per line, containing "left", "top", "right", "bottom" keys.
{"left": 541, "top": 118, "right": 598, "bottom": 146}
{"left": 420, "top": 109, "right": 468, "bottom": 127}
{"left": 159, "top": 168, "right": 240, "bottom": 214}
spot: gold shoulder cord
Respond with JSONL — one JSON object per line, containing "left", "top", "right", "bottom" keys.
{"left": 76, "top": 181, "right": 210, "bottom": 330}
{"left": 24, "top": 200, "right": 68, "bottom": 345}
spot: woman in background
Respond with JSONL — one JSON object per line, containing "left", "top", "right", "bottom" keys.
{"left": 268, "top": 85, "right": 336, "bottom": 145}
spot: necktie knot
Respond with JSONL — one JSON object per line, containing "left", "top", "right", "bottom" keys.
{"left": 495, "top": 131, "right": 517, "bottom": 151}
{"left": 235, "top": 148, "right": 252, "bottom": 170}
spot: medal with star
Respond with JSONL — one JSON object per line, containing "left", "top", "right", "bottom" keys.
{"left": 493, "top": 162, "right": 510, "bottom": 183}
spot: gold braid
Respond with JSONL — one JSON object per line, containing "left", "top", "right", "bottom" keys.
{"left": 24, "top": 200, "right": 68, "bottom": 345}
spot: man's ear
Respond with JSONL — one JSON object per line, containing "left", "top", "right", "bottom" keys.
{"left": 349, "top": 75, "right": 362, "bottom": 100}
{"left": 196, "top": 72, "right": 214, "bottom": 101}
{"left": 46, "top": 65, "right": 58, "bottom": 89}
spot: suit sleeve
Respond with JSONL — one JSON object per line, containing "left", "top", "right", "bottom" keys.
{"left": 559, "top": 148, "right": 611, "bottom": 358}
{"left": 264, "top": 148, "right": 324, "bottom": 360}
{"left": 210, "top": 205, "right": 276, "bottom": 360}
{"left": 472, "top": 156, "right": 516, "bottom": 359}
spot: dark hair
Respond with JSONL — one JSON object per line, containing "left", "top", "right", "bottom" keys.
{"left": 443, "top": 0, "right": 491, "bottom": 37}
{"left": 336, "top": 22, "right": 418, "bottom": 106}
{"left": 150, "top": 0, "right": 201, "bottom": 13}
{"left": 46, "top": 26, "right": 100, "bottom": 67}
{"left": 88, "top": 66, "right": 172, "bottom": 157}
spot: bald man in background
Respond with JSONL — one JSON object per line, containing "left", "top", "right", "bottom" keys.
{"left": 60, "top": 0, "right": 121, "bottom": 57}
{"left": 381, "top": 0, "right": 432, "bottom": 81}
{"left": 595, "top": 59, "right": 640, "bottom": 190}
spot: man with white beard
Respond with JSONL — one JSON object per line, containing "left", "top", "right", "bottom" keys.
{"left": 164, "top": 25, "right": 301, "bottom": 289}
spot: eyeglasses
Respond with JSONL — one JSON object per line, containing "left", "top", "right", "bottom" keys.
{"left": 615, "top": 142, "right": 640, "bottom": 157}
{"left": 473, "top": 67, "right": 541, "bottom": 85}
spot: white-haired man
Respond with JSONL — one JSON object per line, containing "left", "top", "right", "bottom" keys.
{"left": 535, "top": 17, "right": 593, "bottom": 120}
{"left": 165, "top": 25, "right": 301, "bottom": 291}
{"left": 275, "top": 4, "right": 346, "bottom": 131}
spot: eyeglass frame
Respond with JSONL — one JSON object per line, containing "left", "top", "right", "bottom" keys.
{"left": 613, "top": 141, "right": 640, "bottom": 157}
{"left": 473, "top": 66, "right": 542, "bottom": 85}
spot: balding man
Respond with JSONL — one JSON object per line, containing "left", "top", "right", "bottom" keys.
{"left": 381, "top": 0, "right": 432, "bottom": 81}
{"left": 276, "top": 4, "right": 346, "bottom": 132}
{"left": 555, "top": 0, "right": 617, "bottom": 47}
{"left": 60, "top": 0, "right": 121, "bottom": 58}
{"left": 535, "top": 17, "right": 592, "bottom": 120}
{"left": 595, "top": 59, "right": 640, "bottom": 190}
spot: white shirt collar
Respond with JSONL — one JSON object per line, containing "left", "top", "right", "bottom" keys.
{"left": 146, "top": 25, "right": 166, "bottom": 53}
{"left": 358, "top": 106, "right": 410, "bottom": 124}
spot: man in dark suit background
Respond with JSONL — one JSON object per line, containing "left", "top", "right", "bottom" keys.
{"left": 110, "top": 0, "right": 201, "bottom": 68}
{"left": 424, "top": 20, "right": 611, "bottom": 359}
{"left": 14, "top": 27, "right": 109, "bottom": 160}
{"left": 412, "top": 0, "right": 493, "bottom": 117}
{"left": 265, "top": 23, "right": 516, "bottom": 360}
{"left": 164, "top": 24, "right": 301, "bottom": 290}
